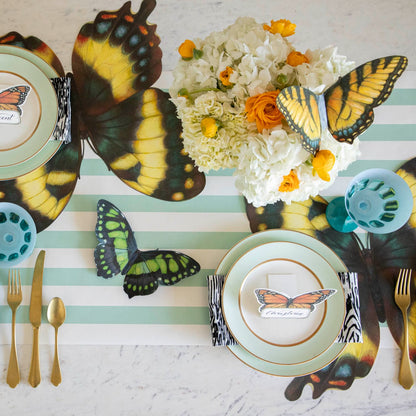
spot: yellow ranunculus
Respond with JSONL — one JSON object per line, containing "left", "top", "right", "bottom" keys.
{"left": 286, "top": 51, "right": 309, "bottom": 66}
{"left": 263, "top": 19, "right": 296, "bottom": 37}
{"left": 178, "top": 39, "right": 196, "bottom": 59}
{"left": 312, "top": 150, "right": 336, "bottom": 181}
{"left": 278, "top": 170, "right": 300, "bottom": 192}
{"left": 200, "top": 117, "right": 218, "bottom": 138}
{"left": 245, "top": 90, "right": 283, "bottom": 132}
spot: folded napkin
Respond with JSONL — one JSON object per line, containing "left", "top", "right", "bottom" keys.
{"left": 207, "top": 272, "right": 362, "bottom": 346}
{"left": 50, "top": 76, "right": 72, "bottom": 144}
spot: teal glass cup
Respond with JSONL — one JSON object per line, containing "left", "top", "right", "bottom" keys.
{"left": 326, "top": 168, "right": 413, "bottom": 234}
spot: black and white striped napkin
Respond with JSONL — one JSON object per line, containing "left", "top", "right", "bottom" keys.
{"left": 207, "top": 272, "right": 362, "bottom": 346}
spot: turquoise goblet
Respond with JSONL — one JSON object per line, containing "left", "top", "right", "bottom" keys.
{"left": 326, "top": 168, "right": 413, "bottom": 234}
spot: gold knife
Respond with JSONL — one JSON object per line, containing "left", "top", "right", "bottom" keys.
{"left": 28, "top": 250, "right": 45, "bottom": 387}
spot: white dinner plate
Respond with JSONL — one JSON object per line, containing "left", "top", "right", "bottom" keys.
{"left": 216, "top": 229, "right": 348, "bottom": 377}
{"left": 223, "top": 241, "right": 345, "bottom": 365}
{"left": 0, "top": 45, "right": 61, "bottom": 180}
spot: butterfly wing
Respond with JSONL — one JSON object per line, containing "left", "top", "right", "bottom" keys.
{"left": 254, "top": 289, "right": 289, "bottom": 310}
{"left": 291, "top": 289, "right": 335, "bottom": 310}
{"left": 94, "top": 199, "right": 138, "bottom": 278}
{"left": 123, "top": 249, "right": 200, "bottom": 297}
{"left": 0, "top": 86, "right": 30, "bottom": 113}
{"left": 71, "top": 0, "right": 205, "bottom": 201}
{"left": 0, "top": 31, "right": 65, "bottom": 76}
{"left": 325, "top": 56, "right": 408, "bottom": 143}
{"left": 276, "top": 86, "right": 322, "bottom": 154}
{"left": 84, "top": 87, "right": 205, "bottom": 200}
{"left": 373, "top": 158, "right": 416, "bottom": 361}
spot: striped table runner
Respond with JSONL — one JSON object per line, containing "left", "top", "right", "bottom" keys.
{"left": 0, "top": 71, "right": 415, "bottom": 346}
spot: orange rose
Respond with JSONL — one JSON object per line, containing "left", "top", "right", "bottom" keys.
{"left": 263, "top": 19, "right": 296, "bottom": 37}
{"left": 278, "top": 170, "right": 300, "bottom": 192}
{"left": 286, "top": 51, "right": 309, "bottom": 66}
{"left": 312, "top": 150, "right": 335, "bottom": 181}
{"left": 178, "top": 39, "right": 196, "bottom": 59}
{"left": 245, "top": 90, "right": 283, "bottom": 132}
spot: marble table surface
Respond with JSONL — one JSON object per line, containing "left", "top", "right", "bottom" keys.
{"left": 0, "top": 0, "right": 415, "bottom": 414}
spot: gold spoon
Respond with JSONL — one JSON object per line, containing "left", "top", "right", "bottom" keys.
{"left": 47, "top": 297, "right": 66, "bottom": 386}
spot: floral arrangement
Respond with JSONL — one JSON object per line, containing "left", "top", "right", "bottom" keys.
{"left": 170, "top": 18, "right": 360, "bottom": 206}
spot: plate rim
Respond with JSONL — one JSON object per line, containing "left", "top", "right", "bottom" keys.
{"left": 0, "top": 53, "right": 58, "bottom": 166}
{"left": 215, "top": 229, "right": 347, "bottom": 377}
{"left": 0, "top": 45, "right": 61, "bottom": 180}
{"left": 223, "top": 240, "right": 345, "bottom": 365}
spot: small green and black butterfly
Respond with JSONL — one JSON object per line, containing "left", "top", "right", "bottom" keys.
{"left": 94, "top": 199, "right": 200, "bottom": 297}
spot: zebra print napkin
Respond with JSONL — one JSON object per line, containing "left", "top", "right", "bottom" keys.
{"left": 50, "top": 76, "right": 72, "bottom": 144}
{"left": 207, "top": 272, "right": 362, "bottom": 346}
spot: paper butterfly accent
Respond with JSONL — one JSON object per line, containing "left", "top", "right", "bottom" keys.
{"left": 0, "top": 85, "right": 30, "bottom": 123}
{"left": 0, "top": 0, "right": 205, "bottom": 232}
{"left": 245, "top": 157, "right": 416, "bottom": 399}
{"left": 254, "top": 288, "right": 336, "bottom": 318}
{"left": 276, "top": 56, "right": 408, "bottom": 154}
{"left": 94, "top": 199, "right": 200, "bottom": 298}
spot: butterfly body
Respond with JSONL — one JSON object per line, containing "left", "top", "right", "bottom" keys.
{"left": 276, "top": 55, "right": 408, "bottom": 154}
{"left": 0, "top": 0, "right": 205, "bottom": 232}
{"left": 95, "top": 199, "right": 200, "bottom": 297}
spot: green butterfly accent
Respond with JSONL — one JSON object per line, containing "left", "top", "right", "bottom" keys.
{"left": 94, "top": 199, "right": 200, "bottom": 297}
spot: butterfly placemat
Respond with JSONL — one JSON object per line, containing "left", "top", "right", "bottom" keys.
{"left": 243, "top": 157, "right": 416, "bottom": 398}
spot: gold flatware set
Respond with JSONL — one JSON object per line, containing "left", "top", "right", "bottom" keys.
{"left": 2, "top": 251, "right": 414, "bottom": 390}
{"left": 4, "top": 250, "right": 66, "bottom": 388}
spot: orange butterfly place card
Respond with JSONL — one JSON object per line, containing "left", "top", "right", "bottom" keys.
{"left": 254, "top": 288, "right": 336, "bottom": 319}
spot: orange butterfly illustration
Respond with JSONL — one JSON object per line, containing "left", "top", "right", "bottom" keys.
{"left": 254, "top": 288, "right": 336, "bottom": 312}
{"left": 0, "top": 85, "right": 30, "bottom": 114}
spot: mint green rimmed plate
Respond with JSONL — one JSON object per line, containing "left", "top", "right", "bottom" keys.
{"left": 216, "top": 230, "right": 348, "bottom": 377}
{"left": 0, "top": 45, "right": 61, "bottom": 180}
{"left": 223, "top": 241, "right": 345, "bottom": 365}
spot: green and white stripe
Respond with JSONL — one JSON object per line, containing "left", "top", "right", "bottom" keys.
{"left": 0, "top": 71, "right": 415, "bottom": 346}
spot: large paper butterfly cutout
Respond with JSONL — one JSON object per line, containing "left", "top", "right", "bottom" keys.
{"left": 0, "top": 85, "right": 30, "bottom": 114}
{"left": 245, "top": 157, "right": 416, "bottom": 399}
{"left": 276, "top": 56, "right": 408, "bottom": 154}
{"left": 0, "top": 0, "right": 205, "bottom": 232}
{"left": 95, "top": 199, "right": 200, "bottom": 297}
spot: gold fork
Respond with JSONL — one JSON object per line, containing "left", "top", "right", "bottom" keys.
{"left": 6, "top": 269, "right": 22, "bottom": 388}
{"left": 394, "top": 269, "right": 414, "bottom": 389}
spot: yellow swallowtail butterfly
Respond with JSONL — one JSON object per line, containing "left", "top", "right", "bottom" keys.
{"left": 276, "top": 55, "right": 408, "bottom": 154}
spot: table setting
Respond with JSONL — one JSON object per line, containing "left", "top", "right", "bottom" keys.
{"left": 0, "top": 0, "right": 415, "bottom": 414}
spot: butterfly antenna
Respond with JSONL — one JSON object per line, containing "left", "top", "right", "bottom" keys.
{"left": 351, "top": 231, "right": 366, "bottom": 251}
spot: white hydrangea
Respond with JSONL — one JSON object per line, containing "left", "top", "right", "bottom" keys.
{"left": 170, "top": 17, "right": 360, "bottom": 205}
